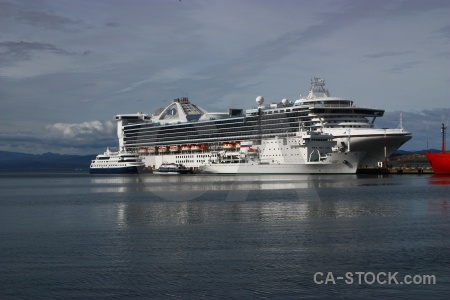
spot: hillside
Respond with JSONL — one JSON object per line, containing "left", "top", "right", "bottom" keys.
{"left": 0, "top": 150, "right": 95, "bottom": 170}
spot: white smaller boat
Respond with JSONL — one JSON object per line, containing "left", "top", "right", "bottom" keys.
{"left": 90, "top": 147, "right": 146, "bottom": 174}
{"left": 154, "top": 163, "right": 191, "bottom": 174}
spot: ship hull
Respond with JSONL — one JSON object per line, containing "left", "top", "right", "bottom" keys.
{"left": 201, "top": 152, "right": 363, "bottom": 174}
{"left": 325, "top": 128, "right": 412, "bottom": 167}
{"left": 426, "top": 153, "right": 450, "bottom": 175}
{"left": 89, "top": 166, "right": 142, "bottom": 174}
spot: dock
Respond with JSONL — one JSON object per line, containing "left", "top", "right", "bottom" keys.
{"left": 357, "top": 166, "right": 434, "bottom": 175}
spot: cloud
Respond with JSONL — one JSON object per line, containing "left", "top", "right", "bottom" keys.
{"left": 0, "top": 41, "right": 75, "bottom": 64}
{"left": 0, "top": 1, "right": 81, "bottom": 31}
{"left": 366, "top": 51, "right": 412, "bottom": 59}
{"left": 434, "top": 24, "right": 450, "bottom": 40}
{"left": 434, "top": 51, "right": 450, "bottom": 58}
{"left": 0, "top": 120, "right": 117, "bottom": 155}
{"left": 386, "top": 61, "right": 422, "bottom": 73}
{"left": 45, "top": 120, "right": 115, "bottom": 141}
{"left": 104, "top": 21, "right": 120, "bottom": 27}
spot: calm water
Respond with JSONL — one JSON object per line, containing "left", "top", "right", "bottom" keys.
{"left": 0, "top": 171, "right": 449, "bottom": 299}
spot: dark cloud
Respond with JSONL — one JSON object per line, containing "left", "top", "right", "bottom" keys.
{"left": 394, "top": 0, "right": 450, "bottom": 14}
{"left": 434, "top": 24, "right": 450, "bottom": 40}
{"left": 0, "top": 41, "right": 75, "bottom": 64}
{"left": 182, "top": 0, "right": 444, "bottom": 104}
{"left": 104, "top": 21, "right": 120, "bottom": 27}
{"left": 366, "top": 51, "right": 412, "bottom": 59}
{"left": 386, "top": 61, "right": 422, "bottom": 73}
{"left": 0, "top": 1, "right": 81, "bottom": 31}
{"left": 434, "top": 51, "right": 450, "bottom": 59}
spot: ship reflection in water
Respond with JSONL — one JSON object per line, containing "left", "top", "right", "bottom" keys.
{"left": 86, "top": 174, "right": 446, "bottom": 228}
{"left": 429, "top": 175, "right": 450, "bottom": 185}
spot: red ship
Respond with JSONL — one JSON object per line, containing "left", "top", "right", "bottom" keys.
{"left": 426, "top": 123, "right": 450, "bottom": 175}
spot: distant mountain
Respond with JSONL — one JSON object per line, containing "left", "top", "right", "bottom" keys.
{"left": 0, "top": 150, "right": 96, "bottom": 170}
{"left": 391, "top": 149, "right": 441, "bottom": 156}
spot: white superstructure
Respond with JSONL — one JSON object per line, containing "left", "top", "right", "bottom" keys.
{"left": 89, "top": 147, "right": 146, "bottom": 174}
{"left": 200, "top": 130, "right": 364, "bottom": 174}
{"left": 291, "top": 78, "right": 410, "bottom": 167}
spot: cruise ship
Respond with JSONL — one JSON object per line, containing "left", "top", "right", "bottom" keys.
{"left": 115, "top": 78, "right": 411, "bottom": 169}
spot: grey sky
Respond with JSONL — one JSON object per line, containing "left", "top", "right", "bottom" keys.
{"left": 1, "top": 0, "right": 449, "bottom": 154}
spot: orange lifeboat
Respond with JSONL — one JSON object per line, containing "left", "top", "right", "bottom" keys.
{"left": 247, "top": 148, "right": 258, "bottom": 155}
{"left": 191, "top": 145, "right": 201, "bottom": 151}
{"left": 148, "top": 146, "right": 156, "bottom": 154}
{"left": 181, "top": 145, "right": 191, "bottom": 151}
{"left": 235, "top": 142, "right": 241, "bottom": 149}
{"left": 159, "top": 146, "right": 168, "bottom": 153}
{"left": 223, "top": 143, "right": 235, "bottom": 150}
{"left": 200, "top": 144, "right": 209, "bottom": 151}
{"left": 169, "top": 145, "right": 180, "bottom": 152}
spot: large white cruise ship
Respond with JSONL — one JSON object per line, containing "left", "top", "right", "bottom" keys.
{"left": 115, "top": 78, "right": 411, "bottom": 169}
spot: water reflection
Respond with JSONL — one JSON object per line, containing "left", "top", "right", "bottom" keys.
{"left": 114, "top": 198, "right": 414, "bottom": 228}
{"left": 90, "top": 174, "right": 363, "bottom": 193}
{"left": 88, "top": 174, "right": 450, "bottom": 228}
{"left": 429, "top": 175, "right": 450, "bottom": 185}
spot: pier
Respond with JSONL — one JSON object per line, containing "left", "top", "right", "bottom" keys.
{"left": 357, "top": 166, "right": 433, "bottom": 175}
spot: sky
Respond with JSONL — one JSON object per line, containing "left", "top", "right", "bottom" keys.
{"left": 0, "top": 0, "right": 449, "bottom": 154}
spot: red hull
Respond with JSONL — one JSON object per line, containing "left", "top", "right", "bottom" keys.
{"left": 426, "top": 153, "right": 450, "bottom": 175}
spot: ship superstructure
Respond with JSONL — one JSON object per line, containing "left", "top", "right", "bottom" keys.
{"left": 115, "top": 78, "right": 411, "bottom": 169}
{"left": 200, "top": 130, "right": 365, "bottom": 174}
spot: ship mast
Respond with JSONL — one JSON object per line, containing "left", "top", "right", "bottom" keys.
{"left": 441, "top": 123, "right": 447, "bottom": 154}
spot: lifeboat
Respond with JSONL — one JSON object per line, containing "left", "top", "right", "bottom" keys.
{"left": 147, "top": 146, "right": 156, "bottom": 154}
{"left": 247, "top": 148, "right": 258, "bottom": 155}
{"left": 223, "top": 143, "right": 235, "bottom": 150}
{"left": 235, "top": 142, "right": 241, "bottom": 149}
{"left": 191, "top": 145, "right": 201, "bottom": 151}
{"left": 159, "top": 146, "right": 168, "bottom": 153}
{"left": 200, "top": 144, "right": 209, "bottom": 151}
{"left": 169, "top": 145, "right": 180, "bottom": 152}
{"left": 181, "top": 145, "right": 191, "bottom": 151}
{"left": 138, "top": 147, "right": 148, "bottom": 155}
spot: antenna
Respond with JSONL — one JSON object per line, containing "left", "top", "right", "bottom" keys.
{"left": 398, "top": 113, "right": 403, "bottom": 130}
